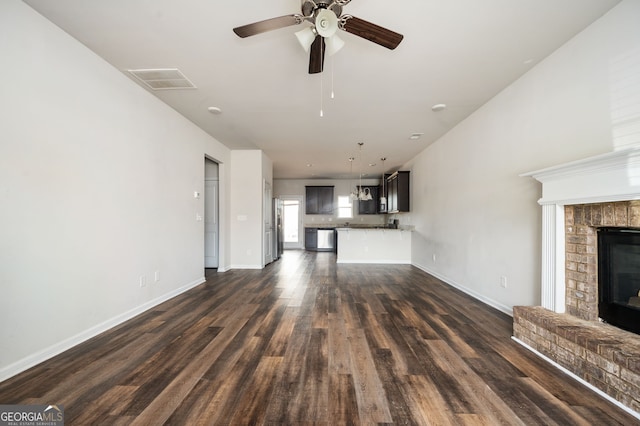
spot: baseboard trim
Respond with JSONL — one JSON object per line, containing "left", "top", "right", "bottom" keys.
{"left": 0, "top": 277, "right": 206, "bottom": 382}
{"left": 412, "top": 263, "right": 513, "bottom": 316}
{"left": 227, "top": 264, "right": 263, "bottom": 270}
{"left": 512, "top": 336, "right": 640, "bottom": 420}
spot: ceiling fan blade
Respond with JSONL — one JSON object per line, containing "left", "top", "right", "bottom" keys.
{"left": 308, "top": 35, "right": 326, "bottom": 74}
{"left": 233, "top": 14, "right": 303, "bottom": 38}
{"left": 340, "top": 16, "right": 403, "bottom": 50}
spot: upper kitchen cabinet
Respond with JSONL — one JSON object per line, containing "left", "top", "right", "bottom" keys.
{"left": 305, "top": 186, "right": 334, "bottom": 215}
{"left": 357, "top": 185, "right": 379, "bottom": 215}
{"left": 387, "top": 171, "right": 410, "bottom": 213}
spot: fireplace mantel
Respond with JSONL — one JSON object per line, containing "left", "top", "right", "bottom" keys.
{"left": 524, "top": 148, "right": 640, "bottom": 206}
{"left": 523, "top": 147, "right": 640, "bottom": 313}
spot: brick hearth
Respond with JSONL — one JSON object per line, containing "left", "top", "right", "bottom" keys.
{"left": 514, "top": 306, "right": 640, "bottom": 412}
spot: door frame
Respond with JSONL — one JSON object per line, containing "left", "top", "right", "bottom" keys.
{"left": 204, "top": 157, "right": 220, "bottom": 269}
{"left": 281, "top": 195, "right": 304, "bottom": 250}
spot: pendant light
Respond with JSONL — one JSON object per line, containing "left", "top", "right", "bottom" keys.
{"left": 357, "top": 142, "right": 373, "bottom": 201}
{"left": 348, "top": 157, "right": 358, "bottom": 200}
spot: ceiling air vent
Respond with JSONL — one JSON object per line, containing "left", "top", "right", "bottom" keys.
{"left": 127, "top": 68, "right": 196, "bottom": 90}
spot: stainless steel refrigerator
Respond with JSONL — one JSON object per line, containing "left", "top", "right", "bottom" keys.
{"left": 272, "top": 198, "right": 284, "bottom": 260}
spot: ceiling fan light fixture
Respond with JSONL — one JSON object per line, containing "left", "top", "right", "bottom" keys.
{"left": 325, "top": 34, "right": 345, "bottom": 56}
{"left": 315, "top": 9, "right": 339, "bottom": 38}
{"left": 295, "top": 27, "right": 317, "bottom": 52}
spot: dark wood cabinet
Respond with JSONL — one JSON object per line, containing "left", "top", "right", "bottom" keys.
{"left": 305, "top": 227, "right": 336, "bottom": 252}
{"left": 386, "top": 171, "right": 410, "bottom": 213}
{"left": 305, "top": 186, "right": 334, "bottom": 215}
{"left": 304, "top": 228, "right": 318, "bottom": 250}
{"left": 357, "top": 185, "right": 379, "bottom": 215}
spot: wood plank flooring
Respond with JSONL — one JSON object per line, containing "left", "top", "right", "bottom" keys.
{"left": 1, "top": 250, "right": 638, "bottom": 425}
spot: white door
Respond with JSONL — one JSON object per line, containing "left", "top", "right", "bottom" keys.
{"left": 204, "top": 161, "right": 219, "bottom": 268}
{"left": 282, "top": 196, "right": 304, "bottom": 249}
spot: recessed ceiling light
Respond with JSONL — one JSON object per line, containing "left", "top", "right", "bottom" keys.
{"left": 207, "top": 106, "right": 222, "bottom": 114}
{"left": 431, "top": 104, "right": 446, "bottom": 112}
{"left": 306, "top": 164, "right": 313, "bottom": 167}
{"left": 409, "top": 133, "right": 424, "bottom": 140}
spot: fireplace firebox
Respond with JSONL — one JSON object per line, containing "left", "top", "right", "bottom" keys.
{"left": 598, "top": 227, "right": 640, "bottom": 335}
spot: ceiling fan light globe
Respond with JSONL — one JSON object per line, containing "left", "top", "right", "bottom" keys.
{"left": 295, "top": 27, "right": 316, "bottom": 52}
{"left": 315, "top": 9, "right": 338, "bottom": 38}
{"left": 325, "top": 34, "right": 345, "bottom": 56}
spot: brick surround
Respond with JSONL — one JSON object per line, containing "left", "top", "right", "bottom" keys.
{"left": 565, "top": 200, "right": 640, "bottom": 320}
{"left": 514, "top": 200, "right": 640, "bottom": 414}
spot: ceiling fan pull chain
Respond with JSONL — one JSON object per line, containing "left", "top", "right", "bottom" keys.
{"left": 320, "top": 64, "right": 324, "bottom": 117}
{"left": 320, "top": 39, "right": 326, "bottom": 117}
{"left": 331, "top": 56, "right": 335, "bottom": 99}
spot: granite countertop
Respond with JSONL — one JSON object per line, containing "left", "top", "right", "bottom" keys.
{"left": 305, "top": 224, "right": 413, "bottom": 230}
{"left": 336, "top": 226, "right": 414, "bottom": 231}
{"left": 305, "top": 223, "right": 386, "bottom": 229}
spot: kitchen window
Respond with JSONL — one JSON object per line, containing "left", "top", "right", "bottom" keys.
{"left": 337, "top": 196, "right": 353, "bottom": 218}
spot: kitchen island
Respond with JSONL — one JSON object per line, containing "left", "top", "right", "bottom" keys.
{"left": 336, "top": 227, "right": 412, "bottom": 264}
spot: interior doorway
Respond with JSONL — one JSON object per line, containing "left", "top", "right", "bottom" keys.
{"left": 282, "top": 196, "right": 303, "bottom": 249}
{"left": 204, "top": 158, "right": 219, "bottom": 269}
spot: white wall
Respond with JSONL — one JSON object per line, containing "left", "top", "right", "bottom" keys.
{"left": 405, "top": 0, "right": 640, "bottom": 314}
{"left": 0, "top": 1, "right": 231, "bottom": 380}
{"left": 274, "top": 178, "right": 387, "bottom": 226}
{"left": 229, "top": 150, "right": 267, "bottom": 269}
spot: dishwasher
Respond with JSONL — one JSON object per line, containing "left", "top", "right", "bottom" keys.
{"left": 316, "top": 229, "right": 335, "bottom": 251}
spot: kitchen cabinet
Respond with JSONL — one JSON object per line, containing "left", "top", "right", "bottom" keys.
{"left": 387, "top": 171, "right": 410, "bottom": 213}
{"left": 357, "top": 185, "right": 379, "bottom": 215}
{"left": 305, "top": 186, "right": 334, "bottom": 215}
{"left": 305, "top": 227, "right": 336, "bottom": 252}
{"left": 305, "top": 228, "right": 318, "bottom": 250}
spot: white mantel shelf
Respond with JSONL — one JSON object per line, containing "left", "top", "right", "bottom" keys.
{"left": 522, "top": 146, "right": 640, "bottom": 313}
{"left": 522, "top": 147, "right": 640, "bottom": 205}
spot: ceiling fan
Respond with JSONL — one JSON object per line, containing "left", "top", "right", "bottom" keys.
{"left": 233, "top": 0, "right": 403, "bottom": 74}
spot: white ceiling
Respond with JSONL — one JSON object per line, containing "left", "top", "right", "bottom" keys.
{"left": 24, "top": 0, "right": 620, "bottom": 179}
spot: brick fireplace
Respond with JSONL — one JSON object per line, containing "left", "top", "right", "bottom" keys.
{"left": 565, "top": 201, "right": 640, "bottom": 321}
{"left": 514, "top": 148, "right": 640, "bottom": 415}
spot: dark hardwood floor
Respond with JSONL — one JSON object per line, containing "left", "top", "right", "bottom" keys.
{"left": 1, "top": 250, "right": 637, "bottom": 425}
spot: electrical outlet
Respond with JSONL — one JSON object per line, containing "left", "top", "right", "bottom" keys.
{"left": 154, "top": 271, "right": 160, "bottom": 282}
{"left": 500, "top": 276, "right": 508, "bottom": 288}
{"left": 139, "top": 276, "right": 147, "bottom": 288}
{"left": 432, "top": 253, "right": 437, "bottom": 262}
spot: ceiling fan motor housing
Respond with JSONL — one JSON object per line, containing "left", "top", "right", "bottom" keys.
{"left": 301, "top": 1, "right": 316, "bottom": 17}
{"left": 302, "top": 1, "right": 343, "bottom": 19}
